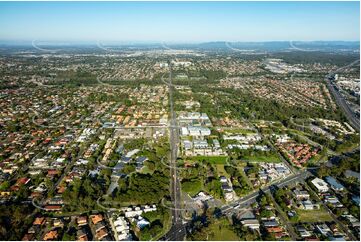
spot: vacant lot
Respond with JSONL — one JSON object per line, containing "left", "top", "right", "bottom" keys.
{"left": 241, "top": 154, "right": 280, "bottom": 163}
{"left": 214, "top": 164, "right": 229, "bottom": 178}
{"left": 207, "top": 218, "right": 239, "bottom": 241}
{"left": 188, "top": 155, "right": 228, "bottom": 164}
{"left": 181, "top": 179, "right": 203, "bottom": 197}
{"left": 225, "top": 128, "right": 257, "bottom": 135}
{"left": 296, "top": 208, "right": 333, "bottom": 222}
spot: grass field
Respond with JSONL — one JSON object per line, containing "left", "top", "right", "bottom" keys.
{"left": 181, "top": 179, "right": 203, "bottom": 196}
{"left": 296, "top": 208, "right": 333, "bottom": 222}
{"left": 308, "top": 153, "right": 326, "bottom": 164}
{"left": 241, "top": 154, "right": 280, "bottom": 163}
{"left": 214, "top": 164, "right": 230, "bottom": 178}
{"left": 207, "top": 218, "right": 240, "bottom": 241}
{"left": 188, "top": 155, "right": 228, "bottom": 164}
{"left": 140, "top": 165, "right": 153, "bottom": 174}
{"left": 225, "top": 129, "right": 256, "bottom": 135}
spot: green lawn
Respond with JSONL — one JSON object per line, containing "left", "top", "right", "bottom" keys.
{"left": 241, "top": 154, "right": 280, "bottom": 163}
{"left": 140, "top": 165, "right": 153, "bottom": 174}
{"left": 296, "top": 208, "right": 333, "bottom": 222}
{"left": 225, "top": 129, "right": 257, "bottom": 135}
{"left": 207, "top": 218, "right": 240, "bottom": 241}
{"left": 308, "top": 153, "right": 326, "bottom": 164}
{"left": 188, "top": 156, "right": 228, "bottom": 164}
{"left": 214, "top": 164, "right": 230, "bottom": 178}
{"left": 181, "top": 179, "right": 203, "bottom": 197}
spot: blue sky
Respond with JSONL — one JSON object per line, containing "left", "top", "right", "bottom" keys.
{"left": 0, "top": 1, "right": 359, "bottom": 42}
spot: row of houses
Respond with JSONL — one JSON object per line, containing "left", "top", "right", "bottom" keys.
{"left": 121, "top": 204, "right": 157, "bottom": 218}
{"left": 178, "top": 112, "right": 212, "bottom": 127}
{"left": 109, "top": 214, "right": 132, "bottom": 241}
{"left": 180, "top": 126, "right": 211, "bottom": 137}
{"left": 182, "top": 139, "right": 224, "bottom": 156}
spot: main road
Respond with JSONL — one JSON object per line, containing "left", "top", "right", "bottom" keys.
{"left": 221, "top": 169, "right": 312, "bottom": 215}
{"left": 163, "top": 62, "right": 187, "bottom": 241}
{"left": 164, "top": 167, "right": 313, "bottom": 240}
{"left": 326, "top": 60, "right": 360, "bottom": 132}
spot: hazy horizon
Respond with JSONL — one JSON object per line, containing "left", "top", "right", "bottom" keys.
{"left": 0, "top": 40, "right": 360, "bottom": 46}
{"left": 0, "top": 1, "right": 359, "bottom": 42}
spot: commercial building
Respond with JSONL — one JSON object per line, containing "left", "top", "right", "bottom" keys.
{"left": 325, "top": 176, "right": 345, "bottom": 192}
{"left": 311, "top": 178, "right": 329, "bottom": 193}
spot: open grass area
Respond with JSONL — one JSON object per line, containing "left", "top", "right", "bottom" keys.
{"left": 188, "top": 155, "right": 228, "bottom": 164}
{"left": 241, "top": 154, "right": 280, "bottom": 163}
{"left": 308, "top": 153, "right": 326, "bottom": 164}
{"left": 214, "top": 164, "right": 230, "bottom": 178}
{"left": 181, "top": 179, "right": 203, "bottom": 197}
{"left": 224, "top": 128, "right": 257, "bottom": 135}
{"left": 207, "top": 218, "right": 240, "bottom": 241}
{"left": 296, "top": 208, "right": 333, "bottom": 222}
{"left": 140, "top": 165, "right": 153, "bottom": 174}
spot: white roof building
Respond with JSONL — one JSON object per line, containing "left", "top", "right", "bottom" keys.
{"left": 125, "top": 210, "right": 143, "bottom": 218}
{"left": 181, "top": 127, "right": 189, "bottom": 136}
{"left": 311, "top": 178, "right": 329, "bottom": 192}
{"left": 193, "top": 140, "right": 208, "bottom": 149}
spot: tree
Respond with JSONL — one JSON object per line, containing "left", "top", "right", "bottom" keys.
{"left": 0, "top": 181, "right": 10, "bottom": 191}
{"left": 317, "top": 165, "right": 330, "bottom": 178}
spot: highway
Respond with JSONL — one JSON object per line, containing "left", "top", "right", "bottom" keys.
{"left": 326, "top": 60, "right": 360, "bottom": 132}
{"left": 163, "top": 62, "right": 187, "bottom": 241}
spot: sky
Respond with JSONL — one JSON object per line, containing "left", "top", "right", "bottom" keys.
{"left": 0, "top": 1, "right": 359, "bottom": 43}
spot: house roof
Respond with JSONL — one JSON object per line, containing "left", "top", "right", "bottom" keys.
{"left": 33, "top": 217, "right": 46, "bottom": 225}
{"left": 91, "top": 214, "right": 104, "bottom": 224}
{"left": 325, "top": 176, "right": 345, "bottom": 190}
{"left": 44, "top": 205, "right": 62, "bottom": 211}
{"left": 43, "top": 230, "right": 58, "bottom": 240}
{"left": 96, "top": 228, "right": 108, "bottom": 239}
{"left": 77, "top": 216, "right": 87, "bottom": 224}
{"left": 344, "top": 170, "right": 360, "bottom": 180}
{"left": 22, "top": 233, "right": 34, "bottom": 241}
{"left": 95, "top": 221, "right": 106, "bottom": 231}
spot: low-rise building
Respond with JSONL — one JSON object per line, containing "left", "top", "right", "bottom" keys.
{"left": 293, "top": 189, "right": 310, "bottom": 200}
{"left": 325, "top": 176, "right": 345, "bottom": 192}
{"left": 311, "top": 178, "right": 329, "bottom": 193}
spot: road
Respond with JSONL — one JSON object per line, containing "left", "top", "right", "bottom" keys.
{"left": 221, "top": 170, "right": 312, "bottom": 214}
{"left": 326, "top": 60, "right": 360, "bottom": 132}
{"left": 162, "top": 109, "right": 313, "bottom": 241}
{"left": 326, "top": 79, "right": 360, "bottom": 132}
{"left": 163, "top": 62, "right": 187, "bottom": 241}
{"left": 30, "top": 129, "right": 94, "bottom": 212}
{"left": 164, "top": 170, "right": 312, "bottom": 241}
{"left": 222, "top": 168, "right": 358, "bottom": 240}
{"left": 266, "top": 190, "right": 299, "bottom": 240}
